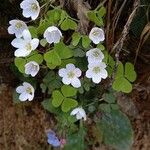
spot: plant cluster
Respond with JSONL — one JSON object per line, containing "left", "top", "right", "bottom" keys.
{"left": 9, "top": 0, "right": 137, "bottom": 149}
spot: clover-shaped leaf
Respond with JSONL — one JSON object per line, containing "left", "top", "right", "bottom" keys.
{"left": 72, "top": 32, "right": 81, "bottom": 46}
{"left": 54, "top": 42, "right": 73, "bottom": 59}
{"left": 112, "top": 62, "right": 137, "bottom": 93}
{"left": 82, "top": 35, "right": 91, "bottom": 48}
{"left": 125, "top": 62, "right": 137, "bottom": 82}
{"left": 61, "top": 85, "right": 77, "bottom": 97}
{"left": 62, "top": 98, "right": 78, "bottom": 112}
{"left": 52, "top": 85, "right": 78, "bottom": 112}
{"left": 61, "top": 18, "right": 77, "bottom": 31}
{"left": 44, "top": 50, "right": 61, "bottom": 66}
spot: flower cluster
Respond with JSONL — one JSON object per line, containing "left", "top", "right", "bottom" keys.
{"left": 8, "top": 0, "right": 108, "bottom": 130}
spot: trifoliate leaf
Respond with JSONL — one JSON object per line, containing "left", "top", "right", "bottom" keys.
{"left": 112, "top": 77, "right": 132, "bottom": 93}
{"left": 73, "top": 48, "right": 85, "bottom": 57}
{"left": 61, "top": 85, "right": 77, "bottom": 97}
{"left": 52, "top": 90, "right": 64, "bottom": 107}
{"left": 125, "top": 62, "right": 137, "bottom": 82}
{"left": 14, "top": 57, "right": 26, "bottom": 73}
{"left": 97, "top": 6, "right": 106, "bottom": 17}
{"left": 103, "top": 93, "right": 116, "bottom": 104}
{"left": 116, "top": 62, "right": 124, "bottom": 78}
{"left": 28, "top": 26, "right": 38, "bottom": 38}
{"left": 82, "top": 35, "right": 91, "bottom": 48}
{"left": 44, "top": 50, "right": 61, "bottom": 66}
{"left": 99, "top": 104, "right": 111, "bottom": 113}
{"left": 72, "top": 32, "right": 81, "bottom": 46}
{"left": 61, "top": 98, "right": 78, "bottom": 112}
{"left": 54, "top": 42, "right": 73, "bottom": 59}
{"left": 40, "top": 39, "right": 47, "bottom": 47}
{"left": 61, "top": 18, "right": 77, "bottom": 31}
{"left": 27, "top": 53, "right": 43, "bottom": 64}
{"left": 87, "top": 11, "right": 104, "bottom": 26}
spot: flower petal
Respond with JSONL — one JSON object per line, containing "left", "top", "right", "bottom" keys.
{"left": 15, "top": 48, "right": 30, "bottom": 57}
{"left": 74, "top": 68, "right": 81, "bottom": 77}
{"left": 58, "top": 68, "right": 67, "bottom": 77}
{"left": 62, "top": 77, "right": 71, "bottom": 85}
{"left": 71, "top": 78, "right": 81, "bottom": 88}
{"left": 16, "top": 86, "right": 25, "bottom": 93}
{"left": 22, "top": 30, "right": 31, "bottom": 41}
{"left": 66, "top": 64, "right": 75, "bottom": 71}
{"left": 19, "top": 92, "right": 28, "bottom": 101}
{"left": 31, "top": 38, "right": 39, "bottom": 50}
{"left": 11, "top": 38, "right": 25, "bottom": 48}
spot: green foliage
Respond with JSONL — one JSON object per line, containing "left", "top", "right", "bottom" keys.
{"left": 52, "top": 85, "right": 78, "bottom": 112}
{"left": 44, "top": 50, "right": 61, "bottom": 66}
{"left": 72, "top": 32, "right": 81, "bottom": 46}
{"left": 98, "top": 110, "right": 133, "bottom": 150}
{"left": 64, "top": 127, "right": 86, "bottom": 150}
{"left": 60, "top": 18, "right": 77, "bottom": 31}
{"left": 82, "top": 35, "right": 91, "bottom": 48}
{"left": 112, "top": 62, "right": 137, "bottom": 93}
{"left": 28, "top": 26, "right": 38, "bottom": 38}
{"left": 15, "top": 52, "right": 43, "bottom": 73}
{"left": 54, "top": 42, "right": 74, "bottom": 59}
{"left": 40, "top": 71, "right": 62, "bottom": 94}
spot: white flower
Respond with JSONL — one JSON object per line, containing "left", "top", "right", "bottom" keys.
{"left": 11, "top": 30, "right": 39, "bottom": 57}
{"left": 20, "top": 0, "right": 40, "bottom": 20}
{"left": 86, "top": 62, "right": 108, "bottom": 83}
{"left": 25, "top": 61, "right": 39, "bottom": 77}
{"left": 8, "top": 20, "right": 28, "bottom": 38}
{"left": 58, "top": 64, "right": 81, "bottom": 88}
{"left": 86, "top": 48, "right": 104, "bottom": 63}
{"left": 44, "top": 26, "right": 62, "bottom": 44}
{"left": 70, "top": 107, "right": 86, "bottom": 121}
{"left": 89, "top": 27, "right": 105, "bottom": 44}
{"left": 16, "top": 82, "right": 35, "bottom": 101}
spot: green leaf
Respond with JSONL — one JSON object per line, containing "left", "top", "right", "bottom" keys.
{"left": 103, "top": 93, "right": 116, "bottom": 103}
{"left": 40, "top": 39, "right": 47, "bottom": 47}
{"left": 99, "top": 110, "right": 133, "bottom": 150}
{"left": 99, "top": 104, "right": 111, "bottom": 113}
{"left": 125, "top": 62, "right": 137, "bottom": 82}
{"left": 61, "top": 98, "right": 78, "bottom": 112}
{"left": 46, "top": 63, "right": 56, "bottom": 69}
{"left": 116, "top": 62, "right": 124, "bottom": 78}
{"left": 110, "top": 104, "right": 119, "bottom": 110}
{"left": 82, "top": 35, "right": 91, "bottom": 48}
{"left": 60, "top": 58, "right": 76, "bottom": 68}
{"left": 46, "top": 9, "right": 61, "bottom": 24}
{"left": 44, "top": 50, "right": 61, "bottom": 66}
{"left": 61, "top": 85, "right": 77, "bottom": 97}
{"left": 87, "top": 11, "right": 103, "bottom": 26}
{"left": 73, "top": 48, "right": 85, "bottom": 57}
{"left": 97, "top": 44, "right": 105, "bottom": 50}
{"left": 112, "top": 77, "right": 132, "bottom": 93}
{"left": 37, "top": 20, "right": 52, "bottom": 35}
{"left": 40, "top": 83, "right": 47, "bottom": 93}
{"left": 14, "top": 57, "right": 26, "bottom": 73}
{"left": 28, "top": 26, "right": 38, "bottom": 38}
{"left": 13, "top": 90, "right": 21, "bottom": 104}
{"left": 42, "top": 99, "right": 60, "bottom": 114}
{"left": 61, "top": 18, "right": 77, "bottom": 31}
{"left": 52, "top": 90, "right": 64, "bottom": 107}
{"left": 27, "top": 53, "right": 43, "bottom": 64}
{"left": 72, "top": 32, "right": 81, "bottom": 46}
{"left": 64, "top": 128, "right": 86, "bottom": 150}
{"left": 54, "top": 42, "right": 73, "bottom": 59}
{"left": 97, "top": 6, "right": 106, "bottom": 17}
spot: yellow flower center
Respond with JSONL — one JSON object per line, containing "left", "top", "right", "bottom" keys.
{"left": 26, "top": 87, "right": 32, "bottom": 94}
{"left": 93, "top": 66, "right": 100, "bottom": 74}
{"left": 92, "top": 30, "right": 99, "bottom": 36}
{"left": 67, "top": 71, "right": 75, "bottom": 78}
{"left": 93, "top": 51, "right": 100, "bottom": 57}
{"left": 15, "top": 22, "right": 23, "bottom": 29}
{"left": 25, "top": 43, "right": 32, "bottom": 51}
{"left": 31, "top": 3, "right": 38, "bottom": 11}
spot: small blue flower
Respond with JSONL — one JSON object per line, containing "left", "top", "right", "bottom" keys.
{"left": 47, "top": 130, "right": 61, "bottom": 147}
